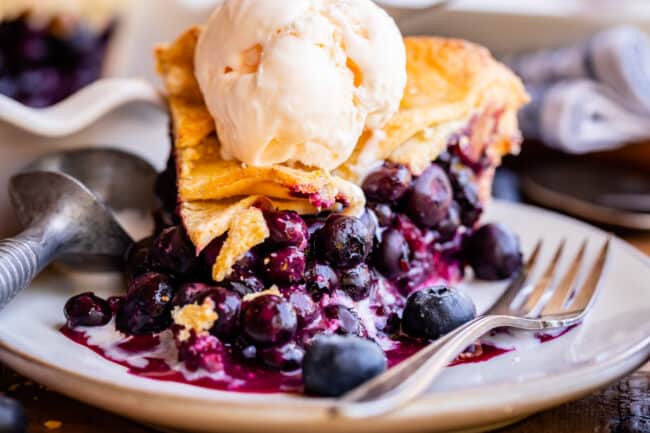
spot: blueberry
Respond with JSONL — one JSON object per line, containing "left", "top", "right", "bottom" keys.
{"left": 262, "top": 246, "right": 306, "bottom": 284}
{"left": 284, "top": 287, "right": 318, "bottom": 326}
{"left": 64, "top": 292, "right": 112, "bottom": 327}
{"left": 261, "top": 342, "right": 305, "bottom": 371}
{"left": 338, "top": 263, "right": 375, "bottom": 301}
{"left": 226, "top": 271, "right": 265, "bottom": 297}
{"left": 264, "top": 211, "right": 309, "bottom": 250}
{"left": 368, "top": 202, "right": 394, "bottom": 227}
{"left": 171, "top": 282, "right": 212, "bottom": 307}
{"left": 199, "top": 287, "right": 242, "bottom": 340}
{"left": 407, "top": 164, "right": 453, "bottom": 228}
{"left": 19, "top": 35, "right": 50, "bottom": 64}
{"left": 324, "top": 305, "right": 362, "bottom": 336}
{"left": 0, "top": 396, "right": 26, "bottom": 433}
{"left": 224, "top": 251, "right": 264, "bottom": 295}
{"left": 150, "top": 226, "right": 199, "bottom": 277}
{"left": 116, "top": 272, "right": 175, "bottom": 335}
{"left": 360, "top": 209, "right": 379, "bottom": 243}
{"left": 465, "top": 224, "right": 523, "bottom": 280}
{"left": 375, "top": 228, "right": 410, "bottom": 278}
{"left": 241, "top": 294, "right": 297, "bottom": 345}
{"left": 362, "top": 163, "right": 412, "bottom": 203}
{"left": 318, "top": 215, "right": 372, "bottom": 268}
{"left": 447, "top": 160, "right": 483, "bottom": 227}
{"left": 436, "top": 202, "right": 461, "bottom": 242}
{"left": 124, "top": 236, "right": 154, "bottom": 281}
{"left": 16, "top": 67, "right": 63, "bottom": 100}
{"left": 402, "top": 285, "right": 477, "bottom": 340}
{"left": 303, "top": 335, "right": 387, "bottom": 397}
{"left": 305, "top": 262, "right": 339, "bottom": 300}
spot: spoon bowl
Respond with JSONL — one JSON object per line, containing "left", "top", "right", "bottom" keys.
{"left": 0, "top": 148, "right": 157, "bottom": 309}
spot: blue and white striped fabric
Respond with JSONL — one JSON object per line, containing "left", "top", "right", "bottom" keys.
{"left": 504, "top": 26, "right": 650, "bottom": 153}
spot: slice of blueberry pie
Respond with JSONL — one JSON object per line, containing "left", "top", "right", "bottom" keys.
{"left": 63, "top": 0, "right": 529, "bottom": 396}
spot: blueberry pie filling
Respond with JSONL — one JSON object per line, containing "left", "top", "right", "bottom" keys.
{"left": 61, "top": 3, "right": 532, "bottom": 396}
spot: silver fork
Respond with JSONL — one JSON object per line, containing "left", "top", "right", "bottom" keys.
{"left": 332, "top": 237, "right": 611, "bottom": 419}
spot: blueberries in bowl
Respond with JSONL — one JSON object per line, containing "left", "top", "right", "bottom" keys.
{"left": 317, "top": 215, "right": 372, "bottom": 268}
{"left": 64, "top": 292, "right": 112, "bottom": 328}
{"left": 465, "top": 223, "right": 523, "bottom": 280}
{"left": 303, "top": 334, "right": 387, "bottom": 397}
{"left": 402, "top": 285, "right": 477, "bottom": 340}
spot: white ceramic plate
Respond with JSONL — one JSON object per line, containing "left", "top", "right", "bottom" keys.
{"left": 0, "top": 200, "right": 648, "bottom": 433}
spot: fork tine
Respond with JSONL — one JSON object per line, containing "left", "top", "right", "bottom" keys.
{"left": 565, "top": 238, "right": 611, "bottom": 313}
{"left": 488, "top": 239, "right": 542, "bottom": 315}
{"left": 519, "top": 239, "right": 566, "bottom": 316}
{"left": 540, "top": 240, "right": 587, "bottom": 316}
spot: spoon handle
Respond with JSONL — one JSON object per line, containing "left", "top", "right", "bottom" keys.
{"left": 0, "top": 229, "right": 58, "bottom": 310}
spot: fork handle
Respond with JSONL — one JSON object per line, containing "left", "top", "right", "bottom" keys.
{"left": 334, "top": 315, "right": 545, "bottom": 419}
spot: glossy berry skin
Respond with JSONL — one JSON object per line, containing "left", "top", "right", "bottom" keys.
{"left": 465, "top": 224, "right": 523, "bottom": 280}
{"left": 150, "top": 226, "right": 199, "bottom": 277}
{"left": 447, "top": 160, "right": 483, "bottom": 227}
{"left": 199, "top": 287, "right": 242, "bottom": 340}
{"left": 324, "top": 305, "right": 362, "bottom": 336}
{"left": 362, "top": 163, "right": 412, "bottom": 204}
{"left": 0, "top": 395, "right": 26, "bottom": 433}
{"left": 262, "top": 246, "right": 306, "bottom": 285}
{"left": 261, "top": 342, "right": 305, "bottom": 371}
{"left": 124, "top": 236, "right": 154, "bottom": 282}
{"left": 265, "top": 211, "right": 309, "bottom": 250}
{"left": 339, "top": 263, "right": 375, "bottom": 301}
{"left": 401, "top": 285, "right": 477, "bottom": 340}
{"left": 318, "top": 215, "right": 372, "bottom": 268}
{"left": 407, "top": 164, "right": 453, "bottom": 229}
{"left": 375, "top": 228, "right": 410, "bottom": 279}
{"left": 368, "top": 203, "right": 394, "bottom": 228}
{"left": 225, "top": 251, "right": 264, "bottom": 296}
{"left": 284, "top": 287, "right": 318, "bottom": 326}
{"left": 171, "top": 282, "right": 212, "bottom": 308}
{"left": 303, "top": 335, "right": 387, "bottom": 397}
{"left": 305, "top": 262, "right": 339, "bottom": 300}
{"left": 64, "top": 292, "right": 112, "bottom": 328}
{"left": 241, "top": 294, "right": 297, "bottom": 346}
{"left": 116, "top": 272, "right": 175, "bottom": 335}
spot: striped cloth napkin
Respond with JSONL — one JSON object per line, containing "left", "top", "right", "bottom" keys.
{"left": 504, "top": 26, "right": 650, "bottom": 153}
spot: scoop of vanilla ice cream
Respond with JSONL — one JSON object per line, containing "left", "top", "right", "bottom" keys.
{"left": 194, "top": 0, "right": 406, "bottom": 170}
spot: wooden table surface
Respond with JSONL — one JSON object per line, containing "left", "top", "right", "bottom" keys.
{"left": 1, "top": 234, "right": 649, "bottom": 433}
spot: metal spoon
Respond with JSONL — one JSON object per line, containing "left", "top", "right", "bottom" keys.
{"left": 0, "top": 148, "right": 157, "bottom": 310}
